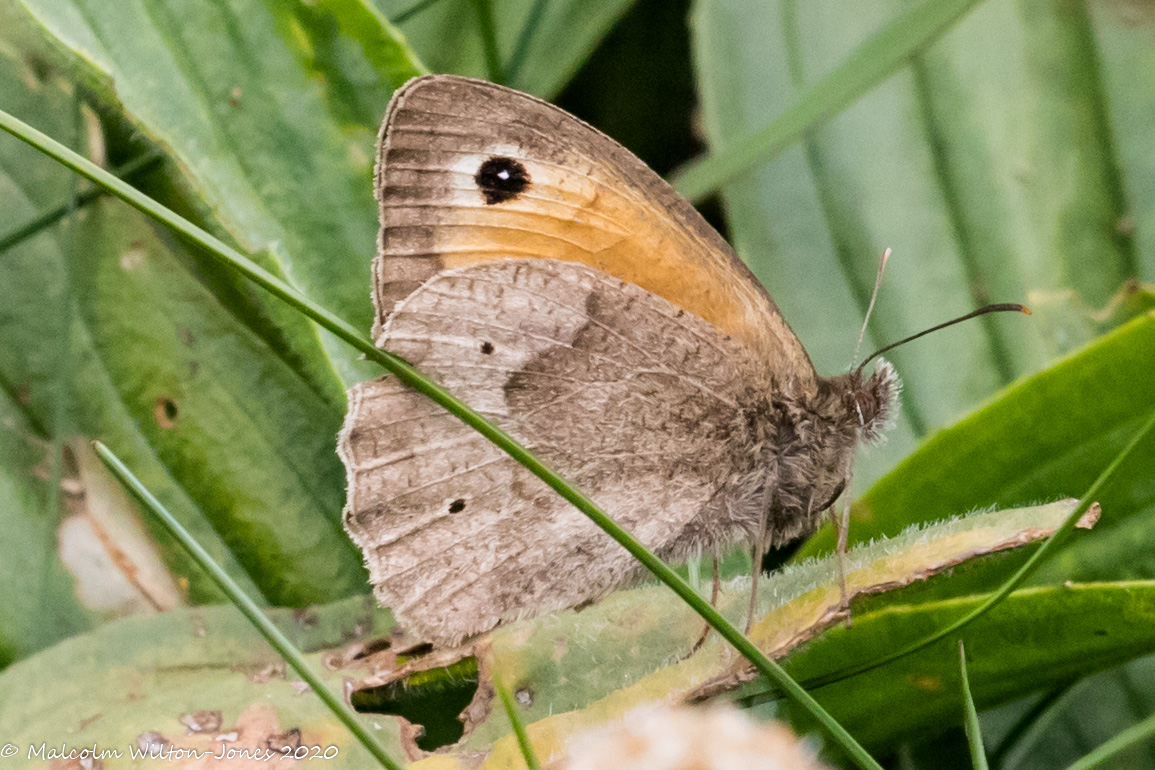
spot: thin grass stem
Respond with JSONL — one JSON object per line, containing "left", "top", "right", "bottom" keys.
{"left": 494, "top": 670, "right": 541, "bottom": 770}
{"left": 0, "top": 151, "right": 162, "bottom": 254}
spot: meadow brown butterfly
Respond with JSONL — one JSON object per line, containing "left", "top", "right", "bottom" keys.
{"left": 338, "top": 75, "right": 899, "bottom": 646}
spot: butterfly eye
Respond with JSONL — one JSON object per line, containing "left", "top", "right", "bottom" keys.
{"left": 475, "top": 156, "right": 530, "bottom": 204}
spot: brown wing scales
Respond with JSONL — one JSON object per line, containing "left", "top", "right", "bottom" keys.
{"left": 373, "top": 75, "right": 816, "bottom": 390}
{"left": 339, "top": 259, "right": 766, "bottom": 645}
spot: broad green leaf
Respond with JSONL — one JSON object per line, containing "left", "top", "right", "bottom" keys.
{"left": 0, "top": 49, "right": 365, "bottom": 611}
{"left": 982, "top": 653, "right": 1155, "bottom": 769}
{"left": 1089, "top": 1, "right": 1155, "bottom": 283}
{"left": 0, "top": 50, "right": 265, "bottom": 615}
{"left": 377, "top": 0, "right": 637, "bottom": 98}
{"left": 692, "top": 0, "right": 1137, "bottom": 489}
{"left": 799, "top": 312, "right": 1155, "bottom": 590}
{"left": 767, "top": 581, "right": 1155, "bottom": 753}
{"left": 0, "top": 596, "right": 398, "bottom": 769}
{"left": 4, "top": 0, "right": 422, "bottom": 392}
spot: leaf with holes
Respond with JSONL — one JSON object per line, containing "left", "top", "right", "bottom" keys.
{"left": 0, "top": 597, "right": 398, "bottom": 769}
{"left": 0, "top": 48, "right": 270, "bottom": 619}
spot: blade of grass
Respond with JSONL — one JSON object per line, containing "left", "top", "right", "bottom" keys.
{"left": 670, "top": 0, "right": 988, "bottom": 201}
{"left": 470, "top": 0, "right": 504, "bottom": 84}
{"left": 989, "top": 682, "right": 1076, "bottom": 768}
{"left": 505, "top": 0, "right": 550, "bottom": 87}
{"left": 0, "top": 108, "right": 883, "bottom": 769}
{"left": 960, "top": 640, "right": 990, "bottom": 770}
{"left": 91, "top": 441, "right": 404, "bottom": 770}
{"left": 0, "top": 151, "right": 162, "bottom": 254}
{"left": 391, "top": 0, "right": 449, "bottom": 25}
{"left": 1062, "top": 710, "right": 1155, "bottom": 770}
{"left": 494, "top": 670, "right": 542, "bottom": 770}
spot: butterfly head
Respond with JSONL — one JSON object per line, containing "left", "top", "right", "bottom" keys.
{"left": 832, "top": 359, "right": 900, "bottom": 445}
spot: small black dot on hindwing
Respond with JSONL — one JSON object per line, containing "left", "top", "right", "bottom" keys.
{"left": 475, "top": 157, "right": 530, "bottom": 205}
{"left": 480, "top": 340, "right": 495, "bottom": 354}
{"left": 448, "top": 499, "right": 466, "bottom": 514}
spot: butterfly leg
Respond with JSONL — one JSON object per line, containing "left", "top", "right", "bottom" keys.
{"left": 833, "top": 493, "right": 853, "bottom": 627}
{"left": 745, "top": 492, "right": 772, "bottom": 635}
{"left": 688, "top": 551, "right": 721, "bottom": 655}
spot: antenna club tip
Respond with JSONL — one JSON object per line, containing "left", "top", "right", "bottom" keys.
{"left": 1020, "top": 305, "right": 1032, "bottom": 316}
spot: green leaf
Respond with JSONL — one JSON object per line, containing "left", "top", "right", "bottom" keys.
{"left": 691, "top": 0, "right": 1138, "bottom": 490}
{"left": 984, "top": 654, "right": 1155, "bottom": 769}
{"left": 5, "top": 0, "right": 422, "bottom": 390}
{"left": 678, "top": 0, "right": 987, "bottom": 201}
{"left": 378, "top": 0, "right": 636, "bottom": 98}
{"left": 766, "top": 581, "right": 1155, "bottom": 753}
{"left": 1087, "top": 1, "right": 1155, "bottom": 283}
{"left": 798, "top": 312, "right": 1155, "bottom": 590}
{"left": 0, "top": 55, "right": 366, "bottom": 612}
{"left": 0, "top": 49, "right": 266, "bottom": 613}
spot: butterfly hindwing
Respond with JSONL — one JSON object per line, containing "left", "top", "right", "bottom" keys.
{"left": 339, "top": 259, "right": 766, "bottom": 645}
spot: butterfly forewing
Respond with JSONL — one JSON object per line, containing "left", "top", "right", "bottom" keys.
{"left": 374, "top": 74, "right": 816, "bottom": 388}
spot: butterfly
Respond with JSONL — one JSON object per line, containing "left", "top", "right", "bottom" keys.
{"left": 337, "top": 74, "right": 898, "bottom": 647}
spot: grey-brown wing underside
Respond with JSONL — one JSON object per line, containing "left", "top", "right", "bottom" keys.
{"left": 372, "top": 74, "right": 816, "bottom": 390}
{"left": 339, "top": 259, "right": 765, "bottom": 646}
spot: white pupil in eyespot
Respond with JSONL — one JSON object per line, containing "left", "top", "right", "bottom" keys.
{"left": 497, "top": 170, "right": 510, "bottom": 180}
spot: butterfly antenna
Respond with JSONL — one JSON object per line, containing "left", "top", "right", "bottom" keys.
{"left": 851, "top": 248, "right": 891, "bottom": 370}
{"left": 856, "top": 303, "right": 1031, "bottom": 374}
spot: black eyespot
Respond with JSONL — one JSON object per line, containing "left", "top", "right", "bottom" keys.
{"left": 475, "top": 157, "right": 530, "bottom": 205}
{"left": 480, "top": 341, "right": 495, "bottom": 355}
{"left": 448, "top": 499, "right": 466, "bottom": 514}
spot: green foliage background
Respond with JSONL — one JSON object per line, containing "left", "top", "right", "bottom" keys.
{"left": 1, "top": 0, "right": 1155, "bottom": 767}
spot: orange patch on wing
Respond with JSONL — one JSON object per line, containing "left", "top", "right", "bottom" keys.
{"left": 431, "top": 156, "right": 777, "bottom": 367}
